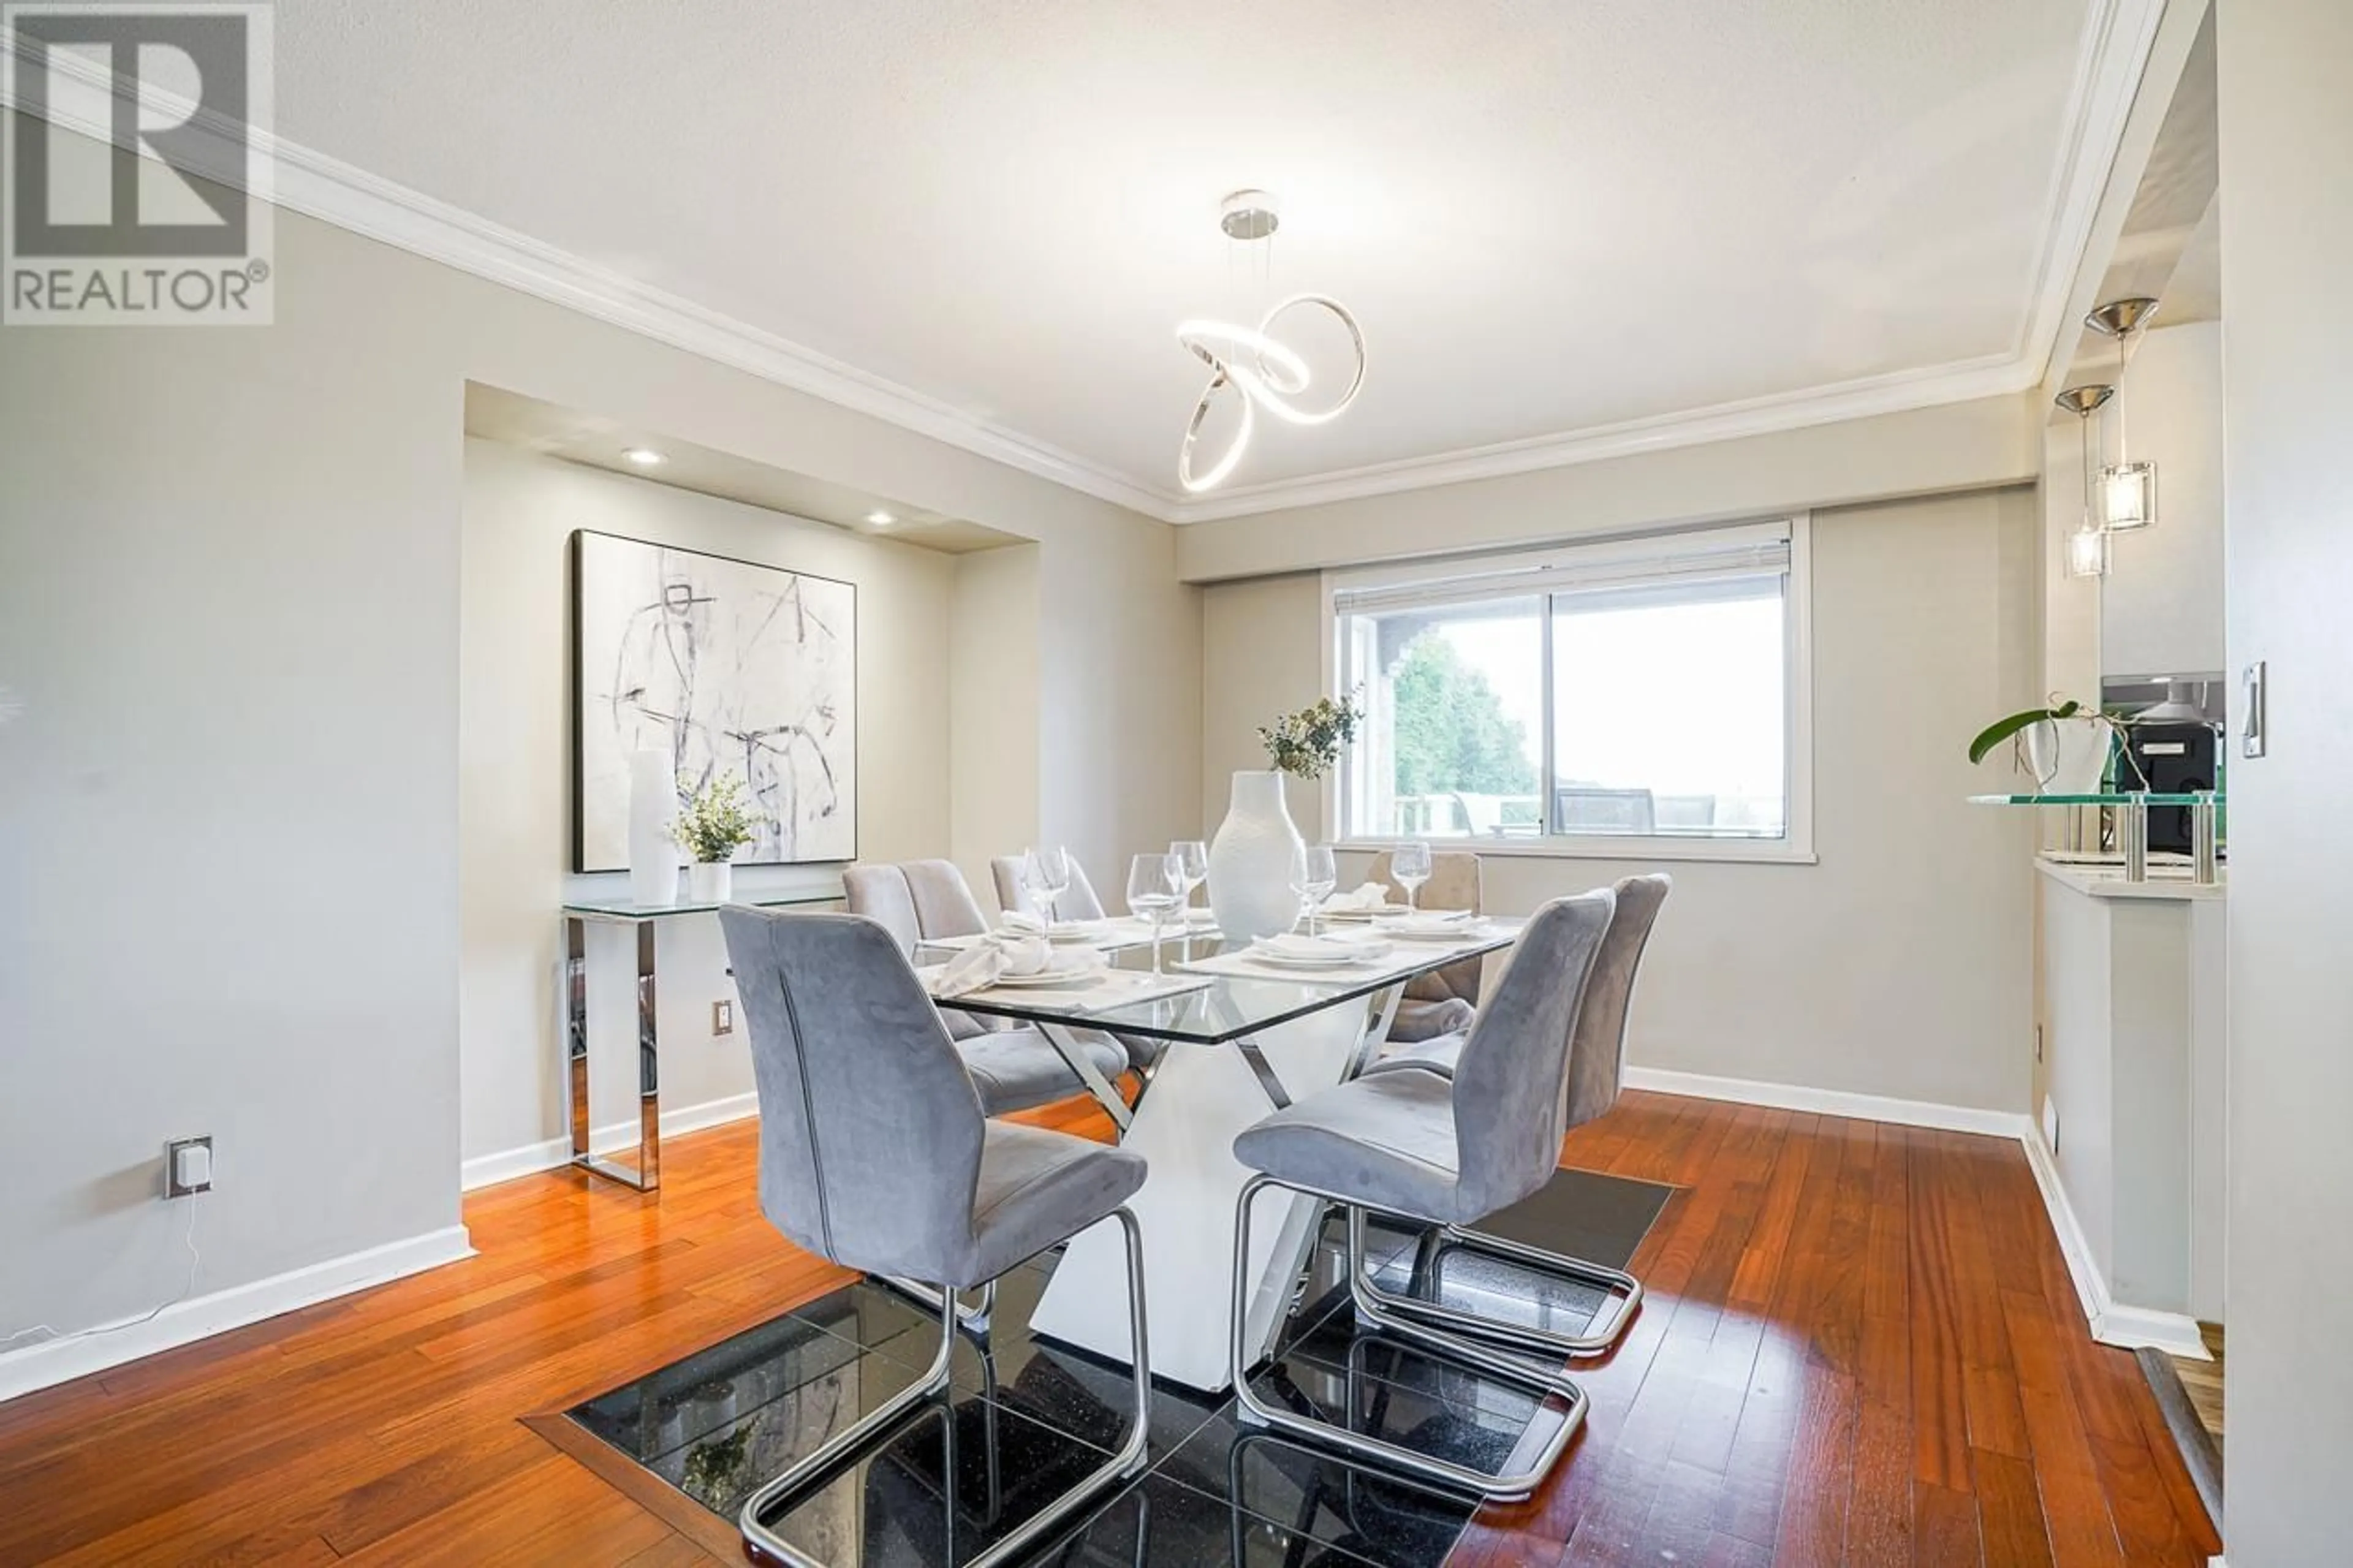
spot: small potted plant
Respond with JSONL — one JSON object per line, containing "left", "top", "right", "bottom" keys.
{"left": 1967, "top": 695, "right": 2146, "bottom": 795}
{"left": 673, "top": 774, "right": 760, "bottom": 903}
{"left": 1207, "top": 692, "right": 1366, "bottom": 940}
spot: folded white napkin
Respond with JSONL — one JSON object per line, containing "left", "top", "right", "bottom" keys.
{"left": 998, "top": 909, "right": 1102, "bottom": 941}
{"left": 1377, "top": 911, "right": 1483, "bottom": 940}
{"left": 1320, "top": 882, "right": 1394, "bottom": 913}
{"left": 931, "top": 937, "right": 1104, "bottom": 998}
{"left": 1251, "top": 933, "right": 1378, "bottom": 963}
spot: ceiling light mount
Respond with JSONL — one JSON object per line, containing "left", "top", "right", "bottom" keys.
{"left": 1218, "top": 189, "right": 1281, "bottom": 242}
{"left": 2085, "top": 297, "right": 2160, "bottom": 339}
{"left": 2053, "top": 385, "right": 2114, "bottom": 418}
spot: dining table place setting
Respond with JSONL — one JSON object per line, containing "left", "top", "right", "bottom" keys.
{"left": 919, "top": 933, "right": 1212, "bottom": 1013}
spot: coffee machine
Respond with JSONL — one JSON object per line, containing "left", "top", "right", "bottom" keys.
{"left": 2105, "top": 676, "right": 2226, "bottom": 856}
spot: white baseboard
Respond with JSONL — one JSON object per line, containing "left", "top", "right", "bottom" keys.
{"left": 0, "top": 1224, "right": 474, "bottom": 1404}
{"left": 461, "top": 1089, "right": 761, "bottom": 1191}
{"left": 1626, "top": 1066, "right": 2213, "bottom": 1363}
{"left": 1622, "top": 1066, "right": 2036, "bottom": 1141}
{"left": 2018, "top": 1128, "right": 2213, "bottom": 1361}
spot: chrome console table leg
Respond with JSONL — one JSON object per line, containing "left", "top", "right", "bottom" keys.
{"left": 564, "top": 914, "right": 662, "bottom": 1192}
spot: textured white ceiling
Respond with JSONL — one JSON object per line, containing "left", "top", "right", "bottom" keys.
{"left": 276, "top": 0, "right": 2107, "bottom": 505}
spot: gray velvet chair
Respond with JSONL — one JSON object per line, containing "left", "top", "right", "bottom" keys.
{"left": 1353, "top": 873, "right": 1672, "bottom": 1355}
{"left": 1226, "top": 890, "right": 1616, "bottom": 1499}
{"left": 719, "top": 906, "right": 1152, "bottom": 1568}
{"left": 990, "top": 854, "right": 1108, "bottom": 922}
{"left": 843, "top": 860, "right": 1127, "bottom": 1115}
{"left": 1365, "top": 849, "right": 1483, "bottom": 1043}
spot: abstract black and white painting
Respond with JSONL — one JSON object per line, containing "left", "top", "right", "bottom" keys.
{"left": 574, "top": 531, "right": 856, "bottom": 869}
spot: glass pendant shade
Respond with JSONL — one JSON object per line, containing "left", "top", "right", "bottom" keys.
{"left": 2101, "top": 461, "right": 2156, "bottom": 530}
{"left": 2066, "top": 522, "right": 2110, "bottom": 578}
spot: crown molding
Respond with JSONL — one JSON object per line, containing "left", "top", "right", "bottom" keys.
{"left": 1161, "top": 349, "right": 2034, "bottom": 523}
{"left": 6, "top": 1, "right": 2162, "bottom": 528}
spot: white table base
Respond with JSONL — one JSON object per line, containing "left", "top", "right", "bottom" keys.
{"left": 1025, "top": 982, "right": 1393, "bottom": 1393}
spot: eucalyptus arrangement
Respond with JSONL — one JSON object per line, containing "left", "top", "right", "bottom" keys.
{"left": 1259, "top": 691, "right": 1366, "bottom": 780}
{"left": 673, "top": 774, "right": 760, "bottom": 864}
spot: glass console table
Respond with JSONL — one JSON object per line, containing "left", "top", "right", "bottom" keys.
{"left": 1966, "top": 792, "right": 2223, "bottom": 885}
{"left": 561, "top": 888, "right": 839, "bottom": 1192}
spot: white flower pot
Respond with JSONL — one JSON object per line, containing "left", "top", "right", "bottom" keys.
{"left": 2023, "top": 716, "right": 2114, "bottom": 796}
{"left": 686, "top": 860, "right": 733, "bottom": 905}
{"left": 1208, "top": 770, "right": 1306, "bottom": 941}
{"left": 627, "top": 748, "right": 679, "bottom": 907}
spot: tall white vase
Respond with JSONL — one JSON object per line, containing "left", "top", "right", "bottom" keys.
{"left": 627, "top": 749, "right": 679, "bottom": 907}
{"left": 1208, "top": 770, "right": 1306, "bottom": 941}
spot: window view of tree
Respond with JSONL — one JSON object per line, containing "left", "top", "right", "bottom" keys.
{"left": 1389, "top": 632, "right": 1539, "bottom": 797}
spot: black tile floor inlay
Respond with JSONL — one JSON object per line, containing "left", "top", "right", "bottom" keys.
{"left": 567, "top": 1168, "right": 1673, "bottom": 1566}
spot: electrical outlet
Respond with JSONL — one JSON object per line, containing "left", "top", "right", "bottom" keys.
{"left": 166, "top": 1135, "right": 213, "bottom": 1198}
{"left": 712, "top": 999, "right": 734, "bottom": 1036}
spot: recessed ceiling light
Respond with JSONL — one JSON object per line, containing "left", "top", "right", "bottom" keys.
{"left": 865, "top": 510, "right": 896, "bottom": 527}
{"left": 621, "top": 447, "right": 667, "bottom": 466}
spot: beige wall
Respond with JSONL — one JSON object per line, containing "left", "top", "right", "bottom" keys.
{"left": 0, "top": 191, "right": 1197, "bottom": 1363}
{"left": 1198, "top": 489, "right": 2043, "bottom": 1113}
{"left": 2216, "top": 1, "right": 2353, "bottom": 1558}
{"left": 2099, "top": 320, "right": 2226, "bottom": 678}
{"left": 1177, "top": 393, "right": 2040, "bottom": 583}
{"left": 460, "top": 441, "right": 961, "bottom": 1167}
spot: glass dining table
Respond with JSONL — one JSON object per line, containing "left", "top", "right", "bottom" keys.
{"left": 915, "top": 915, "right": 1525, "bottom": 1393}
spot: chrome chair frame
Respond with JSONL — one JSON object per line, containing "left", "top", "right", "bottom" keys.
{"left": 1229, "top": 1174, "right": 1586, "bottom": 1501}
{"left": 742, "top": 1209, "right": 1151, "bottom": 1568}
{"left": 1363, "top": 1210, "right": 1643, "bottom": 1360}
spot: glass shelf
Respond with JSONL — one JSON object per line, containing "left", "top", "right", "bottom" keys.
{"left": 563, "top": 889, "right": 841, "bottom": 922}
{"left": 1966, "top": 792, "right": 2223, "bottom": 807}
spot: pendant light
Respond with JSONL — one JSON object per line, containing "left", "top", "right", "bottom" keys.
{"left": 2056, "top": 385, "right": 2115, "bottom": 578}
{"left": 1173, "top": 191, "right": 1366, "bottom": 493}
{"left": 2086, "top": 297, "right": 2159, "bottom": 531}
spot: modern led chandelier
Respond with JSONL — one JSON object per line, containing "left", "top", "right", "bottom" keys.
{"left": 1174, "top": 191, "right": 1366, "bottom": 493}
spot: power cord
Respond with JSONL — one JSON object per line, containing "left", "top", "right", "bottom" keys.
{"left": 1, "top": 1194, "right": 204, "bottom": 1353}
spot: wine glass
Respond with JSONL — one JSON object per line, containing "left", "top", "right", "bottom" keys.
{"left": 1126, "top": 852, "right": 1183, "bottom": 974}
{"left": 1290, "top": 844, "right": 1338, "bottom": 936}
{"left": 1170, "top": 840, "right": 1209, "bottom": 906}
{"left": 1390, "top": 840, "right": 1432, "bottom": 912}
{"left": 1025, "top": 844, "right": 1071, "bottom": 925}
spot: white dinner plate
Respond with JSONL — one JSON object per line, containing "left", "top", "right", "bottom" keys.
{"left": 1318, "top": 905, "right": 1403, "bottom": 922}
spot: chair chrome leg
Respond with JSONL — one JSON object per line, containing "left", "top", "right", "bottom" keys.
{"left": 1349, "top": 1216, "right": 1643, "bottom": 1361}
{"left": 746, "top": 1211, "right": 1153, "bottom": 1568}
{"left": 740, "top": 1290, "right": 958, "bottom": 1567}
{"left": 1228, "top": 1175, "right": 1585, "bottom": 1502}
{"left": 1441, "top": 1222, "right": 1642, "bottom": 1352}
{"left": 1340, "top": 1210, "right": 1582, "bottom": 1401}
{"left": 876, "top": 1276, "right": 998, "bottom": 1338}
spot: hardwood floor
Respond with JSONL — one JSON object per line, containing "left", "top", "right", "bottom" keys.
{"left": 0, "top": 1093, "right": 2220, "bottom": 1566}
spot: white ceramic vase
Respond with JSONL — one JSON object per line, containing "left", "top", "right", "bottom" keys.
{"left": 685, "top": 860, "right": 733, "bottom": 905}
{"left": 2023, "top": 716, "right": 2113, "bottom": 796}
{"left": 1208, "top": 770, "right": 1306, "bottom": 941}
{"left": 627, "top": 748, "right": 679, "bottom": 907}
